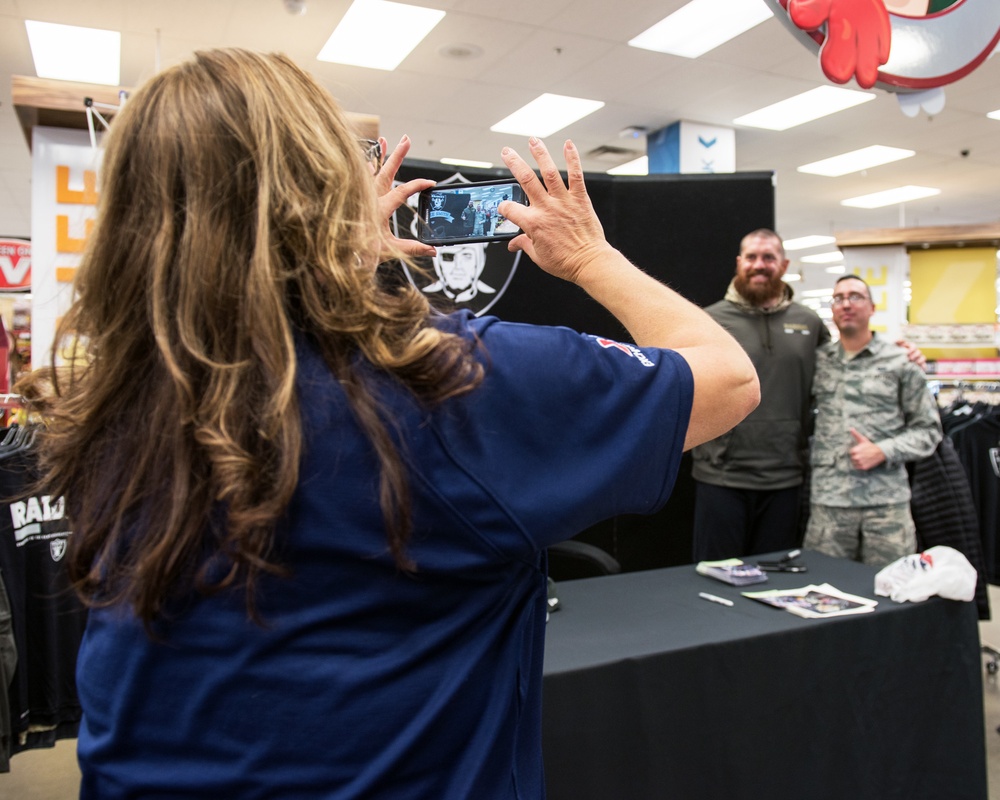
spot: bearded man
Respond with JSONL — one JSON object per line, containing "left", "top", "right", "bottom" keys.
{"left": 689, "top": 229, "right": 830, "bottom": 561}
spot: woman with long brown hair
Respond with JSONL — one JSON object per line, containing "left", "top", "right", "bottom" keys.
{"left": 19, "top": 48, "right": 757, "bottom": 798}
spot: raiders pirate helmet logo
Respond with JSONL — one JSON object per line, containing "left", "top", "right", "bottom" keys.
{"left": 390, "top": 173, "right": 521, "bottom": 317}
{"left": 50, "top": 537, "right": 67, "bottom": 562}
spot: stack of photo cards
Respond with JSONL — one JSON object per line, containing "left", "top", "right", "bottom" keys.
{"left": 696, "top": 558, "right": 768, "bottom": 587}
{"left": 741, "top": 583, "right": 878, "bottom": 619}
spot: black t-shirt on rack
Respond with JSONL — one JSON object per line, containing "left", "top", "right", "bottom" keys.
{"left": 0, "top": 442, "right": 86, "bottom": 755}
{"left": 944, "top": 407, "right": 1000, "bottom": 584}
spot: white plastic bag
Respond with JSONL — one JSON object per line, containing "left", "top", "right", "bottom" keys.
{"left": 874, "top": 546, "right": 977, "bottom": 604}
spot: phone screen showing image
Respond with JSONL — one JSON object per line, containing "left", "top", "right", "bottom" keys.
{"left": 417, "top": 179, "right": 527, "bottom": 245}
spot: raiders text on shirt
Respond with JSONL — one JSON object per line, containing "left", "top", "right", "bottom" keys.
{"left": 10, "top": 495, "right": 68, "bottom": 546}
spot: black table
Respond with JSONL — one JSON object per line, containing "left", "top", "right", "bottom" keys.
{"left": 542, "top": 550, "right": 986, "bottom": 800}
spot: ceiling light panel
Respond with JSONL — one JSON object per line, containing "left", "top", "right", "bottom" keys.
{"left": 628, "top": 0, "right": 773, "bottom": 59}
{"left": 733, "top": 86, "right": 876, "bottom": 131}
{"left": 490, "top": 94, "right": 605, "bottom": 138}
{"left": 25, "top": 20, "right": 121, "bottom": 85}
{"left": 317, "top": 0, "right": 445, "bottom": 71}
{"left": 800, "top": 251, "right": 844, "bottom": 264}
{"left": 440, "top": 158, "right": 494, "bottom": 169}
{"left": 797, "top": 145, "right": 915, "bottom": 177}
{"left": 841, "top": 185, "right": 941, "bottom": 209}
{"left": 782, "top": 234, "right": 837, "bottom": 251}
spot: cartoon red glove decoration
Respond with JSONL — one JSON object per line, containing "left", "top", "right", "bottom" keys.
{"left": 787, "top": 0, "right": 891, "bottom": 88}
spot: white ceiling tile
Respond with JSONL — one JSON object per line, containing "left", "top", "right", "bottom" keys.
{"left": 1, "top": 0, "right": 999, "bottom": 245}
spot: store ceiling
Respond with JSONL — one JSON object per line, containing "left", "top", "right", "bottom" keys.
{"left": 2, "top": 0, "right": 1000, "bottom": 276}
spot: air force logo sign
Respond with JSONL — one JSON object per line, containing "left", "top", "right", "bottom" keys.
{"left": 391, "top": 172, "right": 520, "bottom": 317}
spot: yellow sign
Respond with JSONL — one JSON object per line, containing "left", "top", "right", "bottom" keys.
{"left": 909, "top": 247, "right": 997, "bottom": 358}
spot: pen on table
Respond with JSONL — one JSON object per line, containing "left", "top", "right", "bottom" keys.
{"left": 698, "top": 592, "right": 734, "bottom": 608}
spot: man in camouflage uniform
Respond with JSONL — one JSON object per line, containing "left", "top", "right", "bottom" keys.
{"left": 804, "top": 275, "right": 942, "bottom": 567}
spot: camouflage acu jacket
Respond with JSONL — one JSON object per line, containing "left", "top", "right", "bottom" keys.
{"left": 810, "top": 333, "right": 942, "bottom": 507}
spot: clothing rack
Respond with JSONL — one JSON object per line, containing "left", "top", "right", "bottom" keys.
{"left": 929, "top": 380, "right": 1000, "bottom": 391}
{"left": 933, "top": 386, "right": 1000, "bottom": 602}
{"left": 930, "top": 380, "right": 1000, "bottom": 407}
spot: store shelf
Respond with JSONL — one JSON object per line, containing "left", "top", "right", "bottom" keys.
{"left": 927, "top": 374, "right": 1000, "bottom": 382}
{"left": 834, "top": 223, "right": 1000, "bottom": 249}
{"left": 12, "top": 75, "right": 380, "bottom": 150}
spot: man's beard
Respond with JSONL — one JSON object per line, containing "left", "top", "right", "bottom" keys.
{"left": 734, "top": 270, "right": 785, "bottom": 306}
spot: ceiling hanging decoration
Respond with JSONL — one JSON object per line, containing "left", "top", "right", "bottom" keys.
{"left": 764, "top": 0, "right": 1000, "bottom": 116}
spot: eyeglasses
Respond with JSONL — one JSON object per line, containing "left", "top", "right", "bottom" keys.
{"left": 358, "top": 138, "right": 383, "bottom": 175}
{"left": 828, "top": 292, "right": 870, "bottom": 307}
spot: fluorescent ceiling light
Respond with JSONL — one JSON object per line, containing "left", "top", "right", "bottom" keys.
{"left": 801, "top": 288, "right": 834, "bottom": 297}
{"left": 25, "top": 20, "right": 121, "bottom": 85}
{"left": 988, "top": 109, "right": 1000, "bottom": 121}
{"left": 607, "top": 156, "right": 648, "bottom": 176}
{"left": 841, "top": 185, "right": 940, "bottom": 209}
{"left": 824, "top": 265, "right": 847, "bottom": 274}
{"left": 628, "top": 0, "right": 773, "bottom": 59}
{"left": 800, "top": 251, "right": 844, "bottom": 264}
{"left": 781, "top": 273, "right": 801, "bottom": 282}
{"left": 733, "top": 86, "right": 876, "bottom": 131}
{"left": 440, "top": 157, "right": 494, "bottom": 169}
{"left": 783, "top": 234, "right": 836, "bottom": 251}
{"left": 317, "top": 0, "right": 445, "bottom": 71}
{"left": 798, "top": 145, "right": 915, "bottom": 177}
{"left": 490, "top": 94, "right": 604, "bottom": 138}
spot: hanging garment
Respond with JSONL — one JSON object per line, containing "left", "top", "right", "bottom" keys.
{"left": 0, "top": 430, "right": 87, "bottom": 763}
{"left": 942, "top": 402, "right": 1000, "bottom": 584}
{"left": 0, "top": 570, "right": 15, "bottom": 772}
{"left": 908, "top": 435, "right": 990, "bottom": 619}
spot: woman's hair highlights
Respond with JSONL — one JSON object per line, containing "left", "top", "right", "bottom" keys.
{"left": 17, "top": 48, "right": 483, "bottom": 626}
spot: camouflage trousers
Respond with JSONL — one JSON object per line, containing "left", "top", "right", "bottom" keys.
{"left": 803, "top": 502, "right": 916, "bottom": 568}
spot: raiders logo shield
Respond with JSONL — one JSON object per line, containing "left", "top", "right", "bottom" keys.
{"left": 50, "top": 537, "right": 67, "bottom": 562}
{"left": 390, "top": 173, "right": 520, "bottom": 318}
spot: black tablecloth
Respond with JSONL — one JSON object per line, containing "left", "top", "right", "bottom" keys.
{"left": 542, "top": 550, "right": 986, "bottom": 800}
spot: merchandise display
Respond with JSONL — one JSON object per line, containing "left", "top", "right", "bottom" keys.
{"left": 0, "top": 425, "right": 85, "bottom": 769}
{"left": 940, "top": 392, "right": 1000, "bottom": 583}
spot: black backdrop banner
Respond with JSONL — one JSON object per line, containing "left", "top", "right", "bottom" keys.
{"left": 395, "top": 159, "right": 775, "bottom": 570}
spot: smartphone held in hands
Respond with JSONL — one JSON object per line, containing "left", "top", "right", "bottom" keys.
{"left": 416, "top": 179, "right": 527, "bottom": 245}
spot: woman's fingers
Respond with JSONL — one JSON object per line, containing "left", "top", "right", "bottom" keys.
{"left": 527, "top": 137, "right": 568, "bottom": 197}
